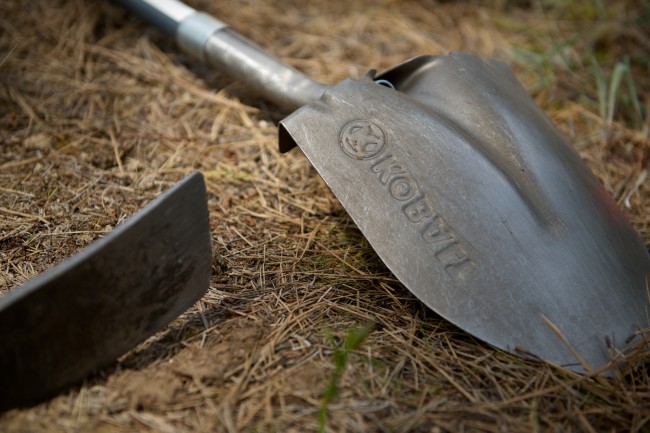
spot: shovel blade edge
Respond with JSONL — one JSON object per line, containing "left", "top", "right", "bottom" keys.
{"left": 279, "top": 53, "right": 650, "bottom": 373}
{"left": 0, "top": 172, "right": 212, "bottom": 410}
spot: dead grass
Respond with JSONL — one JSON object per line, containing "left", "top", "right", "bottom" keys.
{"left": 1, "top": 0, "right": 649, "bottom": 431}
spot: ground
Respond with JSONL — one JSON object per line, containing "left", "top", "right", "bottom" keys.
{"left": 1, "top": 0, "right": 649, "bottom": 432}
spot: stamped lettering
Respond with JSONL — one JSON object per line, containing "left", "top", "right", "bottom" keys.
{"left": 341, "top": 120, "right": 475, "bottom": 281}
{"left": 403, "top": 196, "right": 436, "bottom": 223}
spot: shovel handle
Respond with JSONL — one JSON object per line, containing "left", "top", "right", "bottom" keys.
{"left": 115, "top": 0, "right": 328, "bottom": 111}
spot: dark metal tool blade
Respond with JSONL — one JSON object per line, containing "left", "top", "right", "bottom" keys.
{"left": 114, "top": 0, "right": 650, "bottom": 373}
{"left": 0, "top": 171, "right": 211, "bottom": 411}
{"left": 279, "top": 53, "right": 650, "bottom": 373}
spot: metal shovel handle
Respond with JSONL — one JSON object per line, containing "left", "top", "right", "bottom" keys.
{"left": 115, "top": 0, "right": 328, "bottom": 111}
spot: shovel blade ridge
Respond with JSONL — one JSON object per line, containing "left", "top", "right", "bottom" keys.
{"left": 279, "top": 53, "right": 650, "bottom": 373}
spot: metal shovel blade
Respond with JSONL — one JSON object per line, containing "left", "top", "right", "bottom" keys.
{"left": 0, "top": 172, "right": 211, "bottom": 411}
{"left": 279, "top": 53, "right": 650, "bottom": 373}
{"left": 113, "top": 0, "right": 649, "bottom": 372}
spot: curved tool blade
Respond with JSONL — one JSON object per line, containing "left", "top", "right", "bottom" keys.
{"left": 0, "top": 172, "right": 211, "bottom": 411}
{"left": 279, "top": 53, "right": 650, "bottom": 373}
{"left": 114, "top": 0, "right": 649, "bottom": 372}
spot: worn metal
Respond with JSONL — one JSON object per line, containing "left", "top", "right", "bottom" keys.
{"left": 279, "top": 54, "right": 650, "bottom": 372}
{"left": 202, "top": 29, "right": 328, "bottom": 110}
{"left": 0, "top": 172, "right": 211, "bottom": 411}
{"left": 116, "top": 0, "right": 650, "bottom": 373}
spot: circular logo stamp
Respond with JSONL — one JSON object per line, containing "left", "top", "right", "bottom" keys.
{"left": 339, "top": 120, "right": 386, "bottom": 160}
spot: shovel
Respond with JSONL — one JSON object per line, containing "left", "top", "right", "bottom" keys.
{"left": 115, "top": 0, "right": 650, "bottom": 373}
{"left": 0, "top": 172, "right": 211, "bottom": 411}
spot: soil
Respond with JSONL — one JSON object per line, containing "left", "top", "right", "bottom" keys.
{"left": 1, "top": 0, "right": 649, "bottom": 432}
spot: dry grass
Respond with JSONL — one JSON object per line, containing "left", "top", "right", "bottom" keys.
{"left": 1, "top": 0, "right": 649, "bottom": 432}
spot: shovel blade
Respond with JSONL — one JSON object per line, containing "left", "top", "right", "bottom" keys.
{"left": 0, "top": 172, "right": 211, "bottom": 410}
{"left": 279, "top": 53, "right": 650, "bottom": 373}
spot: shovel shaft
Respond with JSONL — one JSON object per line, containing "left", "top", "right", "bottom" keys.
{"left": 116, "top": 0, "right": 328, "bottom": 111}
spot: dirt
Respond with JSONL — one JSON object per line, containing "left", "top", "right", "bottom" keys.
{"left": 1, "top": 0, "right": 649, "bottom": 432}
{"left": 106, "top": 317, "right": 268, "bottom": 409}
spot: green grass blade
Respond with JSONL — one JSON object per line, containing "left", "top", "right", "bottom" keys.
{"left": 607, "top": 62, "right": 627, "bottom": 125}
{"left": 318, "top": 321, "right": 375, "bottom": 433}
{"left": 591, "top": 58, "right": 607, "bottom": 123}
{"left": 623, "top": 56, "right": 643, "bottom": 127}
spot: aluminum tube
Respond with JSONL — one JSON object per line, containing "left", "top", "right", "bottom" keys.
{"left": 114, "top": 0, "right": 195, "bottom": 35}
{"left": 115, "top": 0, "right": 227, "bottom": 60}
{"left": 176, "top": 12, "right": 227, "bottom": 61}
{"left": 115, "top": 0, "right": 328, "bottom": 111}
{"left": 203, "top": 30, "right": 328, "bottom": 112}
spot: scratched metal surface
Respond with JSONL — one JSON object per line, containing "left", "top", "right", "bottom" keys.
{"left": 280, "top": 53, "right": 650, "bottom": 372}
{"left": 0, "top": 173, "right": 211, "bottom": 410}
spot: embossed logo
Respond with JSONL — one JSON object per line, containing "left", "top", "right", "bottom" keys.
{"left": 340, "top": 120, "right": 386, "bottom": 160}
{"left": 370, "top": 154, "right": 476, "bottom": 281}
{"left": 339, "top": 119, "right": 475, "bottom": 281}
